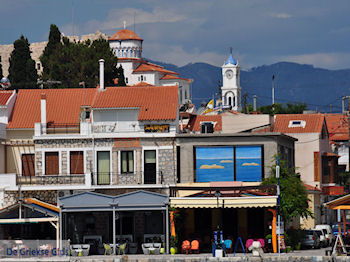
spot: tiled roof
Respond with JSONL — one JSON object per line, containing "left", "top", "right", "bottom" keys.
{"left": 324, "top": 114, "right": 349, "bottom": 141}
{"left": 273, "top": 114, "right": 325, "bottom": 134}
{"left": 187, "top": 115, "right": 222, "bottom": 132}
{"left": 132, "top": 82, "right": 154, "bottom": 87}
{"left": 133, "top": 63, "right": 179, "bottom": 75}
{"left": 7, "top": 89, "right": 96, "bottom": 129}
{"left": 109, "top": 29, "right": 143, "bottom": 41}
{"left": 160, "top": 74, "right": 191, "bottom": 82}
{"left": 0, "top": 90, "right": 14, "bottom": 105}
{"left": 92, "top": 86, "right": 178, "bottom": 121}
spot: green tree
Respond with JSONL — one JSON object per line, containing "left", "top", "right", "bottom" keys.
{"left": 40, "top": 24, "right": 62, "bottom": 80}
{"left": 258, "top": 103, "right": 307, "bottom": 115}
{"left": 8, "top": 35, "right": 38, "bottom": 88}
{"left": 262, "top": 159, "right": 312, "bottom": 223}
{"left": 116, "top": 65, "right": 126, "bottom": 86}
{"left": 0, "top": 56, "right": 3, "bottom": 79}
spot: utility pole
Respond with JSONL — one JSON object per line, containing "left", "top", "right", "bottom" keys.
{"left": 276, "top": 159, "right": 281, "bottom": 256}
{"left": 253, "top": 95, "right": 257, "bottom": 111}
{"left": 272, "top": 75, "right": 275, "bottom": 105}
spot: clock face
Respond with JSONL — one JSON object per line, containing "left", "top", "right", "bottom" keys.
{"left": 225, "top": 70, "right": 233, "bottom": 79}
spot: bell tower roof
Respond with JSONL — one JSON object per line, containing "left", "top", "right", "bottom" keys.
{"left": 224, "top": 54, "right": 238, "bottom": 66}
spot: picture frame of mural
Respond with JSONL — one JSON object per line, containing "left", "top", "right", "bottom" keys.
{"left": 194, "top": 146, "right": 263, "bottom": 182}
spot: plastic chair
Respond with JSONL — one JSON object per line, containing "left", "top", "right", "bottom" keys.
{"left": 181, "top": 240, "right": 191, "bottom": 254}
{"left": 118, "top": 243, "right": 127, "bottom": 255}
{"left": 104, "top": 243, "right": 112, "bottom": 255}
{"left": 191, "top": 240, "right": 200, "bottom": 254}
{"left": 224, "top": 239, "right": 233, "bottom": 253}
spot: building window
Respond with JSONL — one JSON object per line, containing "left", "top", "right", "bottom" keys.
{"left": 36, "top": 63, "right": 41, "bottom": 70}
{"left": 22, "top": 154, "right": 35, "bottom": 176}
{"left": 121, "top": 151, "right": 134, "bottom": 173}
{"left": 45, "top": 152, "right": 59, "bottom": 175}
{"left": 125, "top": 77, "right": 128, "bottom": 84}
{"left": 141, "top": 75, "right": 144, "bottom": 81}
{"left": 201, "top": 122, "right": 214, "bottom": 133}
{"left": 70, "top": 151, "right": 84, "bottom": 174}
{"left": 97, "top": 151, "right": 110, "bottom": 185}
{"left": 144, "top": 76, "right": 146, "bottom": 81}
{"left": 288, "top": 120, "right": 306, "bottom": 128}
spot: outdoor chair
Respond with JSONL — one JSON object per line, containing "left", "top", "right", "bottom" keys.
{"left": 181, "top": 240, "right": 191, "bottom": 254}
{"left": 224, "top": 239, "right": 233, "bottom": 253}
{"left": 191, "top": 240, "right": 200, "bottom": 254}
{"left": 142, "top": 243, "right": 153, "bottom": 254}
{"left": 128, "top": 242, "right": 138, "bottom": 254}
{"left": 70, "top": 245, "right": 82, "bottom": 256}
{"left": 81, "top": 244, "right": 90, "bottom": 256}
{"left": 103, "top": 243, "right": 112, "bottom": 255}
{"left": 153, "top": 243, "right": 161, "bottom": 254}
{"left": 117, "top": 243, "right": 127, "bottom": 255}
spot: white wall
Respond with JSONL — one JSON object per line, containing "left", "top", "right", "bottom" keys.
{"left": 93, "top": 109, "right": 140, "bottom": 132}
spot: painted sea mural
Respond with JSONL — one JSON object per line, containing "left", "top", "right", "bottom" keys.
{"left": 195, "top": 146, "right": 234, "bottom": 182}
{"left": 236, "top": 146, "right": 262, "bottom": 181}
{"left": 195, "top": 146, "right": 263, "bottom": 182}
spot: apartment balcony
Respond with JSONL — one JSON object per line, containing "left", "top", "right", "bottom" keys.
{"left": 17, "top": 174, "right": 85, "bottom": 186}
{"left": 90, "top": 171, "right": 167, "bottom": 186}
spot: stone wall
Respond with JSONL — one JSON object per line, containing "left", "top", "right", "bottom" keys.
{"left": 2, "top": 190, "right": 58, "bottom": 207}
{"left": 158, "top": 149, "right": 176, "bottom": 184}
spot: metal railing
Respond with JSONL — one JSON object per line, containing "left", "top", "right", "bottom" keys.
{"left": 46, "top": 123, "right": 80, "bottom": 134}
{"left": 169, "top": 184, "right": 277, "bottom": 197}
{"left": 17, "top": 174, "right": 85, "bottom": 185}
{"left": 90, "top": 171, "right": 165, "bottom": 186}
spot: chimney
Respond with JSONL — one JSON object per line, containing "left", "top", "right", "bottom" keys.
{"left": 40, "top": 93, "right": 47, "bottom": 134}
{"left": 99, "top": 59, "right": 105, "bottom": 90}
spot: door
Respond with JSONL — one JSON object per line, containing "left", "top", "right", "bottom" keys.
{"left": 97, "top": 151, "right": 110, "bottom": 185}
{"left": 144, "top": 150, "right": 157, "bottom": 184}
{"left": 70, "top": 151, "right": 84, "bottom": 174}
{"left": 22, "top": 154, "right": 35, "bottom": 176}
{"left": 45, "top": 152, "right": 59, "bottom": 175}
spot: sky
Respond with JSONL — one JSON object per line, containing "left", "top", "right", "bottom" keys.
{"left": 1, "top": 0, "right": 349, "bottom": 70}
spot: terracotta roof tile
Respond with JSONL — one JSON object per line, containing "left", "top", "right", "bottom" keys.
{"left": 0, "top": 90, "right": 14, "bottom": 106}
{"left": 187, "top": 115, "right": 222, "bottom": 132}
{"left": 324, "top": 114, "right": 349, "bottom": 141}
{"left": 109, "top": 29, "right": 143, "bottom": 41}
{"left": 161, "top": 74, "right": 191, "bottom": 82}
{"left": 92, "top": 86, "right": 178, "bottom": 121}
{"left": 273, "top": 114, "right": 325, "bottom": 134}
{"left": 132, "top": 82, "right": 154, "bottom": 87}
{"left": 7, "top": 89, "right": 96, "bottom": 129}
{"left": 133, "top": 63, "right": 179, "bottom": 75}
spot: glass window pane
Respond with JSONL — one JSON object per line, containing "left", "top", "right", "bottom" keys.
{"left": 145, "top": 150, "right": 156, "bottom": 164}
{"left": 128, "top": 151, "right": 134, "bottom": 172}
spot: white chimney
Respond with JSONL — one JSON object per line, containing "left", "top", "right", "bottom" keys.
{"left": 99, "top": 59, "right": 105, "bottom": 90}
{"left": 40, "top": 93, "right": 47, "bottom": 134}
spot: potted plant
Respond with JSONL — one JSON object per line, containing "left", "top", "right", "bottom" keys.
{"left": 170, "top": 236, "right": 178, "bottom": 255}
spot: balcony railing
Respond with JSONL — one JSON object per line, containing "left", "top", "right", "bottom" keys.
{"left": 17, "top": 174, "right": 85, "bottom": 185}
{"left": 46, "top": 123, "right": 80, "bottom": 134}
{"left": 169, "top": 184, "right": 277, "bottom": 197}
{"left": 91, "top": 171, "right": 165, "bottom": 186}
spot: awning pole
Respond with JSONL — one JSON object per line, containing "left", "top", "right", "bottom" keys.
{"left": 59, "top": 209, "right": 62, "bottom": 249}
{"left": 166, "top": 205, "right": 169, "bottom": 254}
{"left": 113, "top": 207, "right": 116, "bottom": 255}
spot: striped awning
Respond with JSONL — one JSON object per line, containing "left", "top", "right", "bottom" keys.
{"left": 170, "top": 196, "right": 277, "bottom": 208}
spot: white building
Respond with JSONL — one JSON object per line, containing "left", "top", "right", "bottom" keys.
{"left": 221, "top": 54, "right": 242, "bottom": 111}
{"left": 108, "top": 29, "right": 192, "bottom": 105}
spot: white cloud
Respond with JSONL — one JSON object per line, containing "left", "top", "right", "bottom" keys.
{"left": 270, "top": 13, "right": 292, "bottom": 19}
{"left": 275, "top": 52, "right": 350, "bottom": 69}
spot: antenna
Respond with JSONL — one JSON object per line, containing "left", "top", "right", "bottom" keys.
{"left": 71, "top": 0, "right": 75, "bottom": 36}
{"left": 123, "top": 21, "right": 126, "bottom": 29}
{"left": 134, "top": 12, "right": 136, "bottom": 32}
{"left": 230, "top": 47, "right": 233, "bottom": 55}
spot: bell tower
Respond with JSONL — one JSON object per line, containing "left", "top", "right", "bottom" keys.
{"left": 221, "top": 50, "right": 241, "bottom": 111}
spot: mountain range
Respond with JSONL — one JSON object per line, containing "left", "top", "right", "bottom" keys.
{"left": 149, "top": 60, "right": 350, "bottom": 113}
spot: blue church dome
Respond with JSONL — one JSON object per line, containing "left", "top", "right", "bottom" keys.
{"left": 224, "top": 54, "right": 238, "bottom": 65}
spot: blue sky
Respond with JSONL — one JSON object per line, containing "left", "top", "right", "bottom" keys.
{"left": 1, "top": 0, "right": 349, "bottom": 69}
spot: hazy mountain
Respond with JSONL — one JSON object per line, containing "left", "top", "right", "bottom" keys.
{"left": 148, "top": 59, "right": 350, "bottom": 112}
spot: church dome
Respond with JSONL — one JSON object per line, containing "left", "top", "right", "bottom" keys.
{"left": 224, "top": 54, "right": 238, "bottom": 65}
{"left": 109, "top": 29, "right": 143, "bottom": 41}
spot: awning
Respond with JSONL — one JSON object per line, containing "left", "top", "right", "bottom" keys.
{"left": 170, "top": 196, "right": 277, "bottom": 208}
{"left": 59, "top": 190, "right": 168, "bottom": 212}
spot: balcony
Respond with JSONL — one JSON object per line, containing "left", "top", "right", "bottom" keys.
{"left": 90, "top": 171, "right": 166, "bottom": 186}
{"left": 17, "top": 174, "right": 85, "bottom": 186}
{"left": 46, "top": 123, "right": 80, "bottom": 134}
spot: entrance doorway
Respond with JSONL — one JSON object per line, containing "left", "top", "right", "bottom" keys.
{"left": 144, "top": 150, "right": 156, "bottom": 184}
